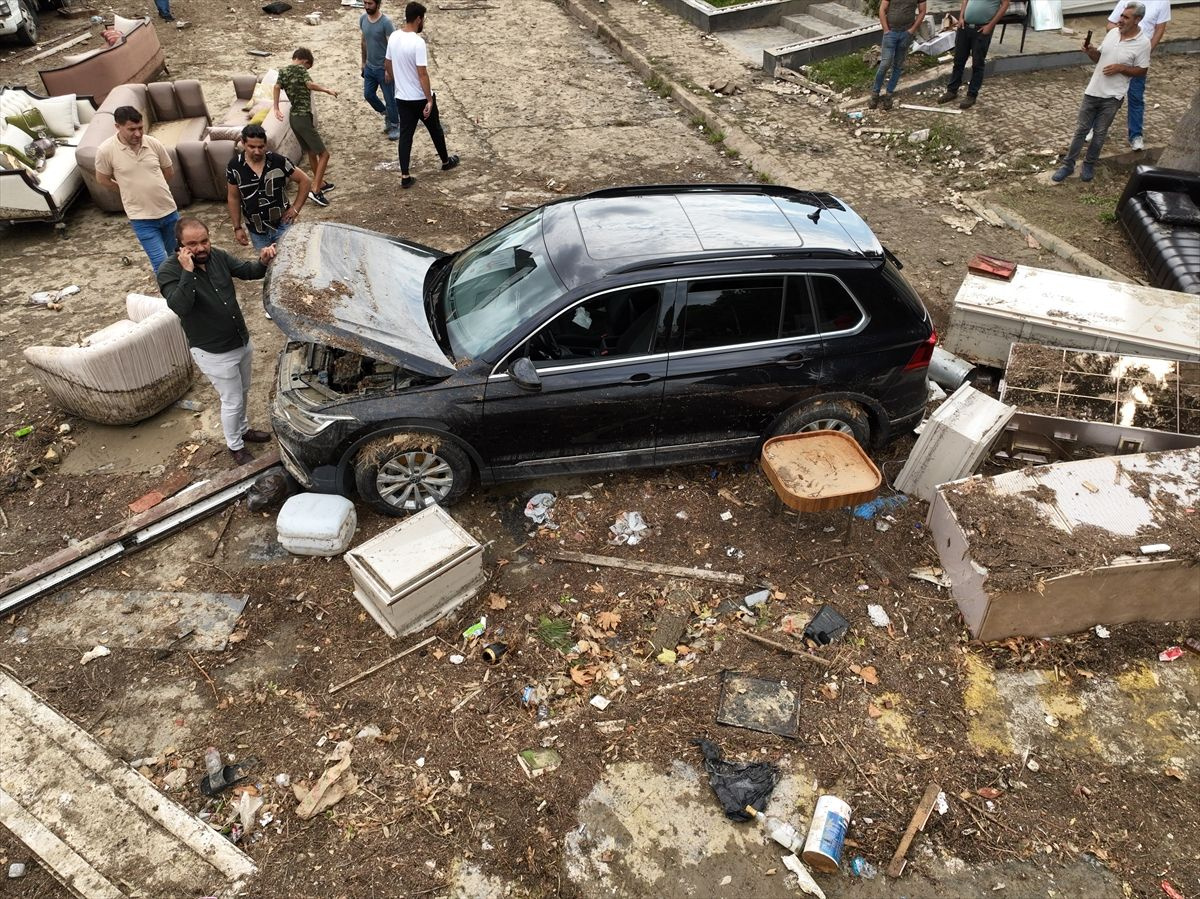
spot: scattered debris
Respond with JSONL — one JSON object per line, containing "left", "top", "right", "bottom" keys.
{"left": 867, "top": 604, "right": 892, "bottom": 628}
{"left": 1159, "top": 646, "right": 1184, "bottom": 663}
{"left": 550, "top": 550, "right": 744, "bottom": 585}
{"left": 79, "top": 645, "right": 110, "bottom": 665}
{"left": 327, "top": 636, "right": 437, "bottom": 694}
{"left": 803, "top": 604, "right": 849, "bottom": 645}
{"left": 693, "top": 738, "right": 778, "bottom": 821}
{"left": 744, "top": 632, "right": 834, "bottom": 668}
{"left": 609, "top": 510, "right": 648, "bottom": 545}
{"left": 524, "top": 492, "right": 557, "bottom": 528}
{"left": 294, "top": 741, "right": 356, "bottom": 819}
{"left": 589, "top": 695, "right": 611, "bottom": 711}
{"left": 802, "top": 795, "right": 851, "bottom": 873}
{"left": 28, "top": 285, "right": 79, "bottom": 307}
{"left": 908, "top": 128, "right": 930, "bottom": 143}
{"left": 517, "top": 748, "right": 561, "bottom": 779}
{"left": 7, "top": 862, "right": 26, "bottom": 879}
{"left": 1094, "top": 625, "right": 1111, "bottom": 639}
{"left": 743, "top": 589, "right": 770, "bottom": 608}
{"left": 716, "top": 672, "right": 801, "bottom": 737}
{"left": 782, "top": 853, "right": 826, "bottom": 899}
{"left": 482, "top": 642, "right": 507, "bottom": 663}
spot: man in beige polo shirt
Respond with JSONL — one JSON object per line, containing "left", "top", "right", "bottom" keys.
{"left": 94, "top": 106, "right": 179, "bottom": 273}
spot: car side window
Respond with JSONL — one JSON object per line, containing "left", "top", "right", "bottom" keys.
{"left": 810, "top": 274, "right": 865, "bottom": 334}
{"left": 680, "top": 276, "right": 785, "bottom": 351}
{"left": 525, "top": 285, "right": 664, "bottom": 367}
{"left": 781, "top": 275, "right": 818, "bottom": 338}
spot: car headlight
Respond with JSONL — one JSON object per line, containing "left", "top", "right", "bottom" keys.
{"left": 273, "top": 391, "right": 354, "bottom": 437}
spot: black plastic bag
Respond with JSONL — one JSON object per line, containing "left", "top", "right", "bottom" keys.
{"left": 262, "top": 1, "right": 292, "bottom": 13}
{"left": 693, "top": 738, "right": 779, "bottom": 821}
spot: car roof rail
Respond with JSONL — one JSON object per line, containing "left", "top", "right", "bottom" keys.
{"left": 610, "top": 247, "right": 868, "bottom": 275}
{"left": 578, "top": 183, "right": 845, "bottom": 210}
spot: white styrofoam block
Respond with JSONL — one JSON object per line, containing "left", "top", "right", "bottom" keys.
{"left": 894, "top": 384, "right": 1015, "bottom": 503}
{"left": 276, "top": 493, "right": 357, "bottom": 556}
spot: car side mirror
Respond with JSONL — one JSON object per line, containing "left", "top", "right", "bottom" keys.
{"left": 509, "top": 357, "right": 542, "bottom": 392}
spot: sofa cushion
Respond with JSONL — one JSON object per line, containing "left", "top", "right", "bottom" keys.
{"left": 5, "top": 109, "right": 53, "bottom": 141}
{"left": 148, "top": 116, "right": 207, "bottom": 148}
{"left": 38, "top": 147, "right": 83, "bottom": 205}
{"left": 1144, "top": 190, "right": 1200, "bottom": 227}
{"left": 34, "top": 94, "right": 78, "bottom": 136}
{"left": 206, "top": 124, "right": 244, "bottom": 142}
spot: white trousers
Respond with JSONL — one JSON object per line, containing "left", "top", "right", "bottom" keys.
{"left": 190, "top": 341, "right": 253, "bottom": 451}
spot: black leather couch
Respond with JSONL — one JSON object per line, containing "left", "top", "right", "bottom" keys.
{"left": 1117, "top": 164, "right": 1200, "bottom": 295}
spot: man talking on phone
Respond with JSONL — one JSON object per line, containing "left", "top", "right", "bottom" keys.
{"left": 1051, "top": 1, "right": 1149, "bottom": 184}
{"left": 157, "top": 217, "right": 278, "bottom": 465}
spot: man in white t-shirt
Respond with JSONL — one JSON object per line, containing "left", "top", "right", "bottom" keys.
{"left": 1052, "top": 1, "right": 1149, "bottom": 184}
{"left": 384, "top": 1, "right": 459, "bottom": 189}
{"left": 1106, "top": 0, "right": 1170, "bottom": 150}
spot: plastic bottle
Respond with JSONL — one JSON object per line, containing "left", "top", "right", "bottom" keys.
{"left": 849, "top": 856, "right": 878, "bottom": 879}
{"left": 745, "top": 806, "right": 802, "bottom": 852}
{"left": 204, "top": 747, "right": 224, "bottom": 792}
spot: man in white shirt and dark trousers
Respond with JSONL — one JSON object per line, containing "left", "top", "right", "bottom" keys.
{"left": 385, "top": 1, "right": 459, "bottom": 189}
{"left": 1052, "top": 1, "right": 1150, "bottom": 184}
{"left": 1107, "top": 0, "right": 1169, "bottom": 151}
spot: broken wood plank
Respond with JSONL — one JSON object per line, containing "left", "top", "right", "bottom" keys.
{"left": 899, "top": 103, "right": 962, "bottom": 115}
{"left": 328, "top": 636, "right": 437, "bottom": 694}
{"left": 743, "top": 631, "right": 834, "bottom": 667}
{"left": 549, "top": 551, "right": 745, "bottom": 585}
{"left": 24, "top": 32, "right": 92, "bottom": 64}
{"left": 437, "top": 2, "right": 496, "bottom": 8}
{"left": 0, "top": 454, "right": 279, "bottom": 615}
{"left": 887, "top": 783, "right": 941, "bottom": 878}
{"left": 775, "top": 65, "right": 837, "bottom": 97}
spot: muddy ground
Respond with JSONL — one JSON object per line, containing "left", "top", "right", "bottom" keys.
{"left": 1, "top": 2, "right": 1198, "bottom": 899}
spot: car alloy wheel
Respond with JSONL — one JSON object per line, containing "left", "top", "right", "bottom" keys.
{"left": 796, "top": 417, "right": 857, "bottom": 436}
{"left": 377, "top": 450, "right": 455, "bottom": 511}
{"left": 770, "top": 399, "right": 871, "bottom": 447}
{"left": 353, "top": 434, "right": 472, "bottom": 516}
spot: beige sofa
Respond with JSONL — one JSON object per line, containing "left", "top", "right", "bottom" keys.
{"left": 39, "top": 18, "right": 165, "bottom": 106}
{"left": 76, "top": 76, "right": 303, "bottom": 211}
{"left": 24, "top": 293, "right": 193, "bottom": 426}
{"left": 0, "top": 87, "right": 98, "bottom": 228}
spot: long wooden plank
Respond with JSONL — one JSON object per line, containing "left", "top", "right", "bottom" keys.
{"left": 24, "top": 32, "right": 92, "bottom": 64}
{"left": 549, "top": 550, "right": 745, "bottom": 585}
{"left": 0, "top": 452, "right": 278, "bottom": 602}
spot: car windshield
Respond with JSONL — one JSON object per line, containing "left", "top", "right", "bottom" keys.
{"left": 442, "top": 210, "right": 562, "bottom": 357}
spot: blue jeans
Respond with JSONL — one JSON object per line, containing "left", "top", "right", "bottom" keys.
{"left": 363, "top": 64, "right": 398, "bottom": 130}
{"left": 130, "top": 211, "right": 179, "bottom": 274}
{"left": 248, "top": 221, "right": 291, "bottom": 251}
{"left": 1063, "top": 93, "right": 1123, "bottom": 167}
{"left": 873, "top": 29, "right": 913, "bottom": 94}
{"left": 947, "top": 25, "right": 994, "bottom": 97}
{"left": 1126, "top": 74, "right": 1145, "bottom": 140}
{"left": 154, "top": 0, "right": 171, "bottom": 16}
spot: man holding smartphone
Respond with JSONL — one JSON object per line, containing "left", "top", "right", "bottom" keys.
{"left": 1052, "top": 2, "right": 1150, "bottom": 184}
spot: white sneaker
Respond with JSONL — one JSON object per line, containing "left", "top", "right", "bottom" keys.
{"left": 1131, "top": 136, "right": 1145, "bottom": 151}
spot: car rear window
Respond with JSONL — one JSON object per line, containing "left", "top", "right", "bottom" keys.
{"left": 810, "top": 274, "right": 865, "bottom": 334}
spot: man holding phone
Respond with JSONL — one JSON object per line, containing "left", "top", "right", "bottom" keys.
{"left": 1051, "top": 1, "right": 1149, "bottom": 184}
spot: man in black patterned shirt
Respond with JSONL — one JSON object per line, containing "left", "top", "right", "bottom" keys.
{"left": 225, "top": 124, "right": 311, "bottom": 251}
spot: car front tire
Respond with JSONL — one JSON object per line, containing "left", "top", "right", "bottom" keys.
{"left": 16, "top": 1, "right": 38, "bottom": 46}
{"left": 771, "top": 399, "right": 870, "bottom": 447}
{"left": 353, "top": 433, "right": 472, "bottom": 516}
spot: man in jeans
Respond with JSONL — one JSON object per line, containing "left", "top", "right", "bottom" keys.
{"left": 157, "top": 218, "right": 277, "bottom": 466}
{"left": 1052, "top": 2, "right": 1149, "bottom": 184}
{"left": 94, "top": 106, "right": 178, "bottom": 273}
{"left": 361, "top": 0, "right": 399, "bottom": 140}
{"left": 226, "top": 124, "right": 311, "bottom": 251}
{"left": 1107, "top": 0, "right": 1169, "bottom": 151}
{"left": 937, "top": 0, "right": 1009, "bottom": 110}
{"left": 870, "top": 0, "right": 927, "bottom": 110}
{"left": 385, "top": 2, "right": 459, "bottom": 189}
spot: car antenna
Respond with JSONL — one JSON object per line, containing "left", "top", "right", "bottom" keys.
{"left": 807, "top": 207, "right": 821, "bottom": 224}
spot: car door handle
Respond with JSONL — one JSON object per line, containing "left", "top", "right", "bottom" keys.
{"left": 625, "top": 372, "right": 660, "bottom": 384}
{"left": 777, "top": 354, "right": 808, "bottom": 364}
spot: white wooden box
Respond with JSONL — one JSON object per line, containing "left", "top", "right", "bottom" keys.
{"left": 344, "top": 505, "right": 484, "bottom": 639}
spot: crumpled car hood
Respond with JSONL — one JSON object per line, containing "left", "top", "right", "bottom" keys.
{"left": 264, "top": 222, "right": 455, "bottom": 378}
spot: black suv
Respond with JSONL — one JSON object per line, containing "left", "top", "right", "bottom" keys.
{"left": 266, "top": 185, "right": 935, "bottom": 515}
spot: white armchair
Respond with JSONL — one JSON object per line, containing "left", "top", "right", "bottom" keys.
{"left": 23, "top": 294, "right": 194, "bottom": 425}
